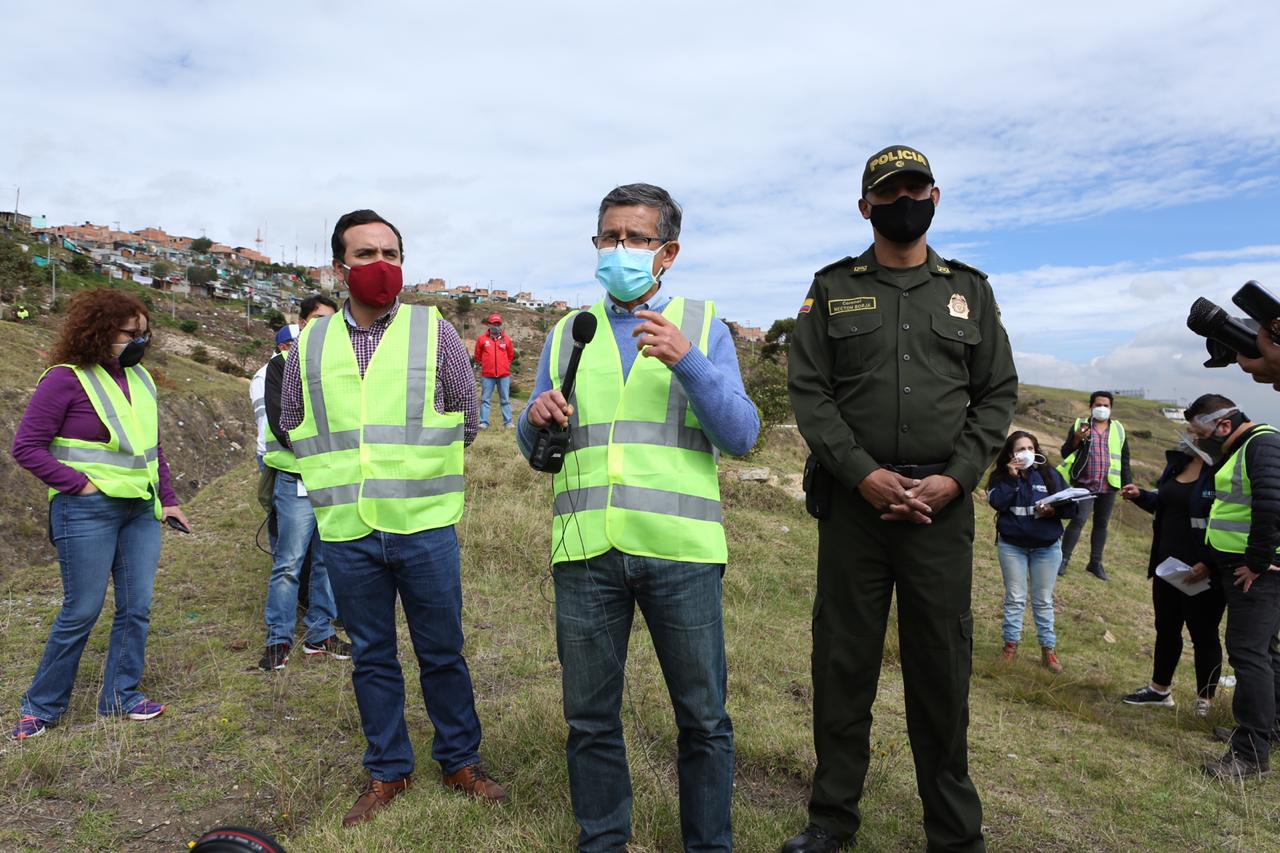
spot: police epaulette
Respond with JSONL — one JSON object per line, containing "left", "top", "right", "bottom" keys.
{"left": 946, "top": 258, "right": 988, "bottom": 279}
{"left": 813, "top": 256, "right": 855, "bottom": 277}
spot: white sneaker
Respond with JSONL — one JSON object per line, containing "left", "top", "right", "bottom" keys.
{"left": 1195, "top": 698, "right": 1212, "bottom": 717}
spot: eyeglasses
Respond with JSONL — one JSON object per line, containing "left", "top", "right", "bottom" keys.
{"left": 591, "top": 235, "right": 664, "bottom": 250}
{"left": 119, "top": 328, "right": 151, "bottom": 342}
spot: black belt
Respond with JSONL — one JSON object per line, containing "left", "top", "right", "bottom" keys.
{"left": 882, "top": 463, "right": 948, "bottom": 478}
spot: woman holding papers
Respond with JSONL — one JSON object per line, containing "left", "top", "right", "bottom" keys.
{"left": 1119, "top": 439, "right": 1225, "bottom": 716}
{"left": 987, "top": 431, "right": 1078, "bottom": 672}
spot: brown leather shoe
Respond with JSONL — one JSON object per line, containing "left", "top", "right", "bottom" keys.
{"left": 442, "top": 762, "right": 507, "bottom": 803}
{"left": 342, "top": 776, "right": 411, "bottom": 827}
{"left": 1042, "top": 647, "right": 1063, "bottom": 674}
{"left": 1001, "top": 641, "right": 1017, "bottom": 662}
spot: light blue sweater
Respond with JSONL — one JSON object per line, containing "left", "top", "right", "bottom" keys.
{"left": 516, "top": 292, "right": 760, "bottom": 459}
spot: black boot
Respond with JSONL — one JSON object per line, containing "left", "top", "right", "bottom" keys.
{"left": 780, "top": 823, "right": 850, "bottom": 853}
{"left": 1085, "top": 560, "right": 1109, "bottom": 581}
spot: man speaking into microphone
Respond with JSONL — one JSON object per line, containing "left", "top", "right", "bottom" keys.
{"left": 517, "top": 183, "right": 759, "bottom": 852}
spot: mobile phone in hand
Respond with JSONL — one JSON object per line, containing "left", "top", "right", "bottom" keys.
{"left": 165, "top": 516, "right": 190, "bottom": 533}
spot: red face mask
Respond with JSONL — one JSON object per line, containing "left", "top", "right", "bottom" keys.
{"left": 344, "top": 260, "right": 403, "bottom": 308}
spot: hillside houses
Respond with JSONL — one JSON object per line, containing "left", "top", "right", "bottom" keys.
{"left": 22, "top": 220, "right": 330, "bottom": 313}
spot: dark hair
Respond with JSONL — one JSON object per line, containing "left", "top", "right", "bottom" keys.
{"left": 1089, "top": 390, "right": 1113, "bottom": 406}
{"left": 49, "top": 288, "right": 150, "bottom": 368}
{"left": 1185, "top": 393, "right": 1238, "bottom": 421}
{"left": 299, "top": 293, "right": 338, "bottom": 321}
{"left": 597, "top": 183, "right": 682, "bottom": 242}
{"left": 987, "top": 430, "right": 1058, "bottom": 490}
{"left": 331, "top": 209, "right": 404, "bottom": 263}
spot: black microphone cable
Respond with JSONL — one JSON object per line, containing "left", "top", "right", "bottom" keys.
{"left": 539, "top": 419, "right": 674, "bottom": 811}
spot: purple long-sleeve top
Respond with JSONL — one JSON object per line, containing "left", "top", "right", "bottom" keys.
{"left": 11, "top": 361, "right": 179, "bottom": 505}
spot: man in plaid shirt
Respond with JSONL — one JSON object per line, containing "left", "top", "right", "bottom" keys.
{"left": 1057, "top": 390, "right": 1132, "bottom": 581}
{"left": 278, "top": 210, "right": 505, "bottom": 827}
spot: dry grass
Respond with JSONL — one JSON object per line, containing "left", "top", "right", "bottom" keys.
{"left": 2, "top": 412, "right": 1280, "bottom": 851}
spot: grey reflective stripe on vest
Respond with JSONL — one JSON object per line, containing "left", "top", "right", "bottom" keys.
{"left": 553, "top": 485, "right": 610, "bottom": 516}
{"left": 1009, "top": 505, "right": 1039, "bottom": 516}
{"left": 611, "top": 484, "right": 723, "bottom": 523}
{"left": 50, "top": 445, "right": 150, "bottom": 469}
{"left": 1216, "top": 428, "right": 1280, "bottom": 506}
{"left": 131, "top": 366, "right": 157, "bottom": 400}
{"left": 299, "top": 313, "right": 337, "bottom": 458}
{"left": 293, "top": 429, "right": 360, "bottom": 457}
{"left": 82, "top": 367, "right": 136, "bottom": 456}
{"left": 1211, "top": 519, "right": 1252, "bottom": 533}
{"left": 265, "top": 439, "right": 286, "bottom": 453}
{"left": 254, "top": 402, "right": 267, "bottom": 420}
{"left": 568, "top": 422, "right": 612, "bottom": 451}
{"left": 308, "top": 475, "right": 465, "bottom": 508}
{"left": 362, "top": 424, "right": 464, "bottom": 446}
{"left": 1190, "top": 518, "right": 1209, "bottom": 529}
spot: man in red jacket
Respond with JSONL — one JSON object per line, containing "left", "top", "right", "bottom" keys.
{"left": 473, "top": 312, "right": 516, "bottom": 429}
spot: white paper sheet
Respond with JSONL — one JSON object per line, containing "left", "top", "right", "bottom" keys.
{"left": 1155, "top": 556, "right": 1211, "bottom": 596}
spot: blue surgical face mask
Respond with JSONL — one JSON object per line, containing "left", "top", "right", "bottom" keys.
{"left": 595, "top": 244, "right": 664, "bottom": 302}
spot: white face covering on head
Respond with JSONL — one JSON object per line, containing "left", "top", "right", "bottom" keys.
{"left": 1014, "top": 449, "right": 1047, "bottom": 469}
{"left": 1092, "top": 405, "right": 1111, "bottom": 421}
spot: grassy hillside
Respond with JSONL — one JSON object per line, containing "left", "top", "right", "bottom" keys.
{"left": 3, "top": 397, "right": 1280, "bottom": 851}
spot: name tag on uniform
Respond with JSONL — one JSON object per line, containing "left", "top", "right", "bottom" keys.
{"left": 1033, "top": 484, "right": 1048, "bottom": 492}
{"left": 829, "top": 297, "right": 876, "bottom": 315}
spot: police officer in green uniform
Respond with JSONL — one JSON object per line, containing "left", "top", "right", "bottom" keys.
{"left": 782, "top": 146, "right": 1018, "bottom": 853}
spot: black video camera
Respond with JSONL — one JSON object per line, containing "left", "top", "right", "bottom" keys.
{"left": 1186, "top": 280, "right": 1280, "bottom": 367}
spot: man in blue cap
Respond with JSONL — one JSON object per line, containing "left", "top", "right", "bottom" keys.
{"left": 256, "top": 294, "right": 349, "bottom": 670}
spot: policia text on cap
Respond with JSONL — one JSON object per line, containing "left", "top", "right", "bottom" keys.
{"left": 782, "top": 146, "right": 1018, "bottom": 853}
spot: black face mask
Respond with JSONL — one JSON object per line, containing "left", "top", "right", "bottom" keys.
{"left": 117, "top": 336, "right": 149, "bottom": 368}
{"left": 1197, "top": 432, "right": 1227, "bottom": 460}
{"left": 869, "top": 195, "right": 935, "bottom": 244}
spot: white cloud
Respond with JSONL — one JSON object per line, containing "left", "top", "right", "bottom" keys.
{"left": 1, "top": 2, "right": 1278, "bottom": 328}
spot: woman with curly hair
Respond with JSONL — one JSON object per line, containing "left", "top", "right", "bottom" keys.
{"left": 9, "top": 288, "right": 189, "bottom": 740}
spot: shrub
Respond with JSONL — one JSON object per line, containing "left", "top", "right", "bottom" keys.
{"left": 741, "top": 356, "right": 791, "bottom": 456}
{"left": 215, "top": 359, "right": 243, "bottom": 376}
{"left": 190, "top": 345, "right": 210, "bottom": 364}
{"left": 179, "top": 319, "right": 199, "bottom": 334}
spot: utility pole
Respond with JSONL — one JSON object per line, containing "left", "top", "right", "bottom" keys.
{"left": 48, "top": 233, "right": 56, "bottom": 305}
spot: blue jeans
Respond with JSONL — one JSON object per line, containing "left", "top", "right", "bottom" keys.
{"left": 24, "top": 493, "right": 161, "bottom": 720}
{"left": 319, "top": 525, "right": 482, "bottom": 780}
{"left": 997, "top": 538, "right": 1060, "bottom": 648}
{"left": 480, "top": 375, "right": 511, "bottom": 426}
{"left": 554, "top": 549, "right": 734, "bottom": 853}
{"left": 264, "top": 472, "right": 336, "bottom": 647}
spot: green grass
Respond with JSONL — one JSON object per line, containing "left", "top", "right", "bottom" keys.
{"left": 3, "top": 389, "right": 1280, "bottom": 851}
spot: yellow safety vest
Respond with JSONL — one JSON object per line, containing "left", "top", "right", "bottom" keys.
{"left": 261, "top": 351, "right": 300, "bottom": 474}
{"left": 1057, "top": 417, "right": 1125, "bottom": 488}
{"left": 1207, "top": 425, "right": 1280, "bottom": 556}
{"left": 47, "top": 363, "right": 162, "bottom": 519}
{"left": 289, "top": 304, "right": 465, "bottom": 542}
{"left": 548, "top": 298, "right": 726, "bottom": 565}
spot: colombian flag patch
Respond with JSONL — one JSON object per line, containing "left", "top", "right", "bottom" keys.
{"left": 798, "top": 297, "right": 814, "bottom": 315}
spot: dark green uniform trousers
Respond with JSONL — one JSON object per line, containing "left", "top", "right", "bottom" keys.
{"left": 809, "top": 485, "right": 985, "bottom": 853}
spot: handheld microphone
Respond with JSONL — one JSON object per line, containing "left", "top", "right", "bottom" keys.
{"left": 530, "top": 311, "right": 597, "bottom": 473}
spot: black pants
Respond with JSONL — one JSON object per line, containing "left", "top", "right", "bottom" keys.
{"left": 1059, "top": 489, "right": 1117, "bottom": 568}
{"left": 1150, "top": 576, "right": 1225, "bottom": 695}
{"left": 809, "top": 486, "right": 984, "bottom": 853}
{"left": 1220, "top": 567, "right": 1280, "bottom": 763}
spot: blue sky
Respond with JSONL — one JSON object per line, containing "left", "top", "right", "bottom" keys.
{"left": 3, "top": 0, "right": 1279, "bottom": 418}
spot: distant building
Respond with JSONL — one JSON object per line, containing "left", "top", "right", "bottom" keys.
{"left": 727, "top": 321, "right": 766, "bottom": 343}
{"left": 0, "top": 211, "right": 32, "bottom": 230}
{"left": 551, "top": 300, "right": 569, "bottom": 311}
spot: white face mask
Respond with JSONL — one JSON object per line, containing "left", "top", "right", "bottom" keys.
{"left": 1013, "top": 449, "right": 1045, "bottom": 469}
{"left": 1092, "top": 405, "right": 1111, "bottom": 421}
